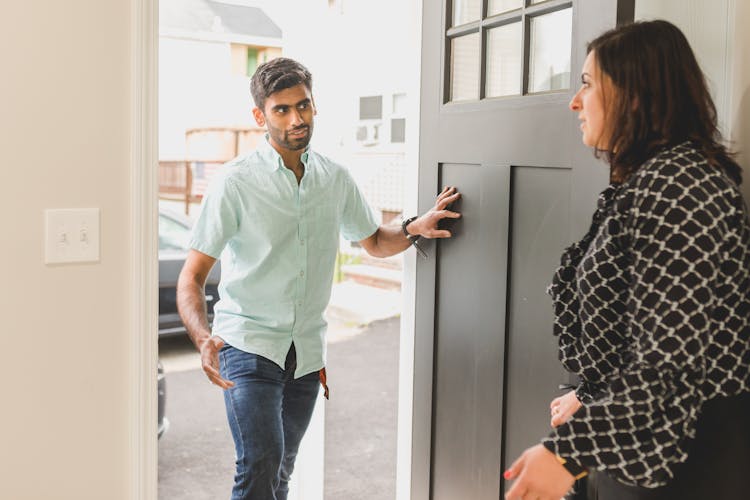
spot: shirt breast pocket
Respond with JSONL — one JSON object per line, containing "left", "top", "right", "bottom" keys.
{"left": 308, "top": 202, "right": 340, "bottom": 250}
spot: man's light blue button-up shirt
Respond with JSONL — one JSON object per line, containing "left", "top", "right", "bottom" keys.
{"left": 190, "top": 138, "right": 379, "bottom": 378}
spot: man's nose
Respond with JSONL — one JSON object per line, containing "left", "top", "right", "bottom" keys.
{"left": 290, "top": 108, "right": 304, "bottom": 125}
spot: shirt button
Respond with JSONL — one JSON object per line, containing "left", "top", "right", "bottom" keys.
{"left": 297, "top": 301, "right": 303, "bottom": 306}
{"left": 300, "top": 270, "right": 305, "bottom": 277}
{"left": 300, "top": 240, "right": 305, "bottom": 245}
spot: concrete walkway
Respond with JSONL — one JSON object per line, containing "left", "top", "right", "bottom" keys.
{"left": 327, "top": 281, "right": 402, "bottom": 327}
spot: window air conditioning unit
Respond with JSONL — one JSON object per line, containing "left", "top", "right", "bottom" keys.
{"left": 355, "top": 122, "right": 381, "bottom": 147}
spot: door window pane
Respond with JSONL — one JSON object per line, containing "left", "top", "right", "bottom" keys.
{"left": 528, "top": 8, "right": 572, "bottom": 93}
{"left": 452, "top": 0, "right": 481, "bottom": 27}
{"left": 488, "top": 0, "right": 523, "bottom": 16}
{"left": 485, "top": 23, "right": 522, "bottom": 97}
{"left": 450, "top": 33, "right": 480, "bottom": 101}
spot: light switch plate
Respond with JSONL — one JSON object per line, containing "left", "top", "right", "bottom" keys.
{"left": 45, "top": 208, "right": 100, "bottom": 264}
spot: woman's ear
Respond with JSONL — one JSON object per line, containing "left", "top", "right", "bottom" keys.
{"left": 252, "top": 107, "right": 265, "bottom": 127}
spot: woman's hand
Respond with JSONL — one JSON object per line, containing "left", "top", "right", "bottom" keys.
{"left": 504, "top": 444, "right": 575, "bottom": 500}
{"left": 550, "top": 390, "right": 582, "bottom": 427}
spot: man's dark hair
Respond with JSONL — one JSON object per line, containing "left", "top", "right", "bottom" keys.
{"left": 250, "top": 57, "right": 313, "bottom": 111}
{"left": 589, "top": 20, "right": 741, "bottom": 185}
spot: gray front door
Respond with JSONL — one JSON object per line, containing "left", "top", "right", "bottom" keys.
{"left": 410, "top": 1, "right": 634, "bottom": 499}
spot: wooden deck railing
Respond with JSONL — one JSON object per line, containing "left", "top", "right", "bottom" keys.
{"left": 157, "top": 160, "right": 202, "bottom": 215}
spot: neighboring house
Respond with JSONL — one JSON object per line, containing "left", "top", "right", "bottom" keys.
{"left": 158, "top": 0, "right": 282, "bottom": 209}
{"left": 353, "top": 92, "right": 408, "bottom": 225}
{"left": 281, "top": 0, "right": 417, "bottom": 234}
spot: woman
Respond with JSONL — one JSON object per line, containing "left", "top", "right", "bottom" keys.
{"left": 504, "top": 20, "right": 750, "bottom": 500}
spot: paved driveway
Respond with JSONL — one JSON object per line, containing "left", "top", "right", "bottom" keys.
{"left": 158, "top": 316, "right": 400, "bottom": 500}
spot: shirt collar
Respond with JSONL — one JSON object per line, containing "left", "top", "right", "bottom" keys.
{"left": 258, "top": 134, "right": 311, "bottom": 172}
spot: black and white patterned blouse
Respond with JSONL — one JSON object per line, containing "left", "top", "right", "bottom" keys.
{"left": 542, "top": 141, "right": 750, "bottom": 488}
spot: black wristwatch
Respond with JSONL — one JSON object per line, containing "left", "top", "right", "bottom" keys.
{"left": 542, "top": 441, "right": 588, "bottom": 480}
{"left": 559, "top": 457, "right": 587, "bottom": 479}
{"left": 401, "top": 216, "right": 427, "bottom": 258}
{"left": 402, "top": 215, "right": 419, "bottom": 238}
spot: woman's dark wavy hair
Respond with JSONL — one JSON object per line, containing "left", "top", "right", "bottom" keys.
{"left": 589, "top": 20, "right": 742, "bottom": 185}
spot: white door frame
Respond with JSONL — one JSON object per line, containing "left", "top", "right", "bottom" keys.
{"left": 128, "top": 1, "right": 427, "bottom": 499}
{"left": 130, "top": 0, "right": 158, "bottom": 497}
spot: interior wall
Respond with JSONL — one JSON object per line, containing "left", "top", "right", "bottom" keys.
{"left": 634, "top": 0, "right": 732, "bottom": 136}
{"left": 0, "top": 1, "right": 133, "bottom": 499}
{"left": 634, "top": 0, "right": 750, "bottom": 204}
{"left": 730, "top": 0, "right": 750, "bottom": 203}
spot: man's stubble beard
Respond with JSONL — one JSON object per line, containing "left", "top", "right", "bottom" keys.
{"left": 270, "top": 123, "right": 314, "bottom": 151}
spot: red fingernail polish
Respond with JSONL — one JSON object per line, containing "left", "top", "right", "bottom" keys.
{"left": 503, "top": 470, "right": 511, "bottom": 480}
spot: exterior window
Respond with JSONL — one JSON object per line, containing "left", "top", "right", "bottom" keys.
{"left": 357, "top": 96, "right": 383, "bottom": 146}
{"left": 359, "top": 96, "right": 383, "bottom": 120}
{"left": 356, "top": 126, "right": 368, "bottom": 141}
{"left": 391, "top": 118, "right": 406, "bottom": 143}
{"left": 390, "top": 93, "right": 407, "bottom": 143}
{"left": 247, "top": 48, "right": 258, "bottom": 77}
{"left": 231, "top": 44, "right": 263, "bottom": 78}
{"left": 392, "top": 93, "right": 407, "bottom": 115}
{"left": 445, "top": 0, "right": 573, "bottom": 103}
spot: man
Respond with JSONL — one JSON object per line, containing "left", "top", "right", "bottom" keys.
{"left": 177, "top": 57, "right": 460, "bottom": 500}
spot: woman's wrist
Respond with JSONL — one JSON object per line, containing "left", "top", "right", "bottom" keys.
{"left": 542, "top": 441, "right": 587, "bottom": 479}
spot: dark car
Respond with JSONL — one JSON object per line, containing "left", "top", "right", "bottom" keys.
{"left": 158, "top": 208, "right": 221, "bottom": 337}
{"left": 157, "top": 208, "right": 221, "bottom": 438}
{"left": 158, "top": 359, "right": 169, "bottom": 438}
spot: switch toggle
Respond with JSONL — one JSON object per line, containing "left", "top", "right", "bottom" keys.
{"left": 45, "top": 208, "right": 100, "bottom": 264}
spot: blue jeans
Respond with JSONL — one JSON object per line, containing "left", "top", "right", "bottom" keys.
{"left": 219, "top": 344, "right": 320, "bottom": 500}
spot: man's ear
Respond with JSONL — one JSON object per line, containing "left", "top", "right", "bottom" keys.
{"left": 252, "top": 107, "right": 266, "bottom": 127}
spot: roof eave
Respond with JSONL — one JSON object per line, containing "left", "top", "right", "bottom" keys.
{"left": 160, "top": 27, "right": 282, "bottom": 48}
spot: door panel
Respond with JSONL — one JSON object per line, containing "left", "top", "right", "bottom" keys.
{"left": 431, "top": 163, "right": 509, "bottom": 500}
{"left": 502, "top": 165, "right": 572, "bottom": 471}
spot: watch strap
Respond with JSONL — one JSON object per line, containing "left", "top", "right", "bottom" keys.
{"left": 402, "top": 215, "right": 419, "bottom": 238}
